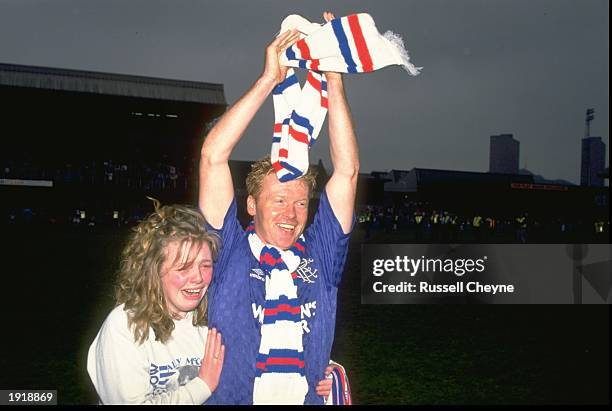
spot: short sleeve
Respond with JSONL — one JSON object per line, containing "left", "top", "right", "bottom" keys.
{"left": 206, "top": 198, "right": 244, "bottom": 279}
{"left": 306, "top": 189, "right": 355, "bottom": 288}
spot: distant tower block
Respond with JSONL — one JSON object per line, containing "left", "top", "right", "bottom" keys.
{"left": 489, "top": 134, "right": 520, "bottom": 174}
{"left": 580, "top": 109, "right": 606, "bottom": 187}
{"left": 581, "top": 136, "right": 606, "bottom": 187}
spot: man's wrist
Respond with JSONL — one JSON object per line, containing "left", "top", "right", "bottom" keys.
{"left": 325, "top": 73, "right": 344, "bottom": 93}
{"left": 255, "top": 75, "right": 279, "bottom": 92}
{"left": 324, "top": 72, "right": 343, "bottom": 83}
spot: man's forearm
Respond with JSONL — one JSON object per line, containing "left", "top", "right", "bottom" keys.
{"left": 201, "top": 76, "right": 277, "bottom": 163}
{"left": 324, "top": 75, "right": 359, "bottom": 234}
{"left": 198, "top": 75, "right": 276, "bottom": 228}
{"left": 327, "top": 76, "right": 359, "bottom": 178}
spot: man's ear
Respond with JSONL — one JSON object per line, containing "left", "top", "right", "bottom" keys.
{"left": 247, "top": 195, "right": 256, "bottom": 217}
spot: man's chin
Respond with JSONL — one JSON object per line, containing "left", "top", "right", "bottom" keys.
{"left": 271, "top": 235, "right": 298, "bottom": 250}
{"left": 274, "top": 241, "right": 294, "bottom": 250}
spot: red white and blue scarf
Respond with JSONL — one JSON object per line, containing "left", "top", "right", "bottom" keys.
{"left": 325, "top": 361, "right": 352, "bottom": 405}
{"left": 271, "top": 13, "right": 422, "bottom": 182}
{"left": 247, "top": 223, "right": 309, "bottom": 404}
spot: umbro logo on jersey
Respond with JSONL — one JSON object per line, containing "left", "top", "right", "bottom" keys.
{"left": 249, "top": 268, "right": 265, "bottom": 282}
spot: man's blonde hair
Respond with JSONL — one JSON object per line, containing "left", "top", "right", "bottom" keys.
{"left": 246, "top": 156, "right": 317, "bottom": 198}
{"left": 115, "top": 198, "right": 220, "bottom": 344}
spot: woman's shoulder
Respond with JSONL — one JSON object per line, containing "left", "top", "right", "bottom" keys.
{"left": 99, "top": 304, "right": 133, "bottom": 337}
{"left": 105, "top": 303, "right": 129, "bottom": 323}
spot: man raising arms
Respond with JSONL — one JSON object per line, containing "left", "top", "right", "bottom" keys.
{"left": 199, "top": 12, "right": 358, "bottom": 405}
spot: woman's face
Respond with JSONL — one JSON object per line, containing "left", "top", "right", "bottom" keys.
{"left": 161, "top": 240, "right": 213, "bottom": 318}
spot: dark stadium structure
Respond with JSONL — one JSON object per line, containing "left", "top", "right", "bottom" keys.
{"left": 352, "top": 168, "right": 609, "bottom": 243}
{"left": 1, "top": 62, "right": 227, "bottom": 225}
{"left": 376, "top": 167, "right": 609, "bottom": 221}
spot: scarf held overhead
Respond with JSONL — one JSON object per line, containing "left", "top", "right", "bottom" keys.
{"left": 271, "top": 13, "right": 421, "bottom": 182}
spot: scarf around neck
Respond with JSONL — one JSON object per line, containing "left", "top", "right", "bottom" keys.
{"left": 247, "top": 223, "right": 308, "bottom": 404}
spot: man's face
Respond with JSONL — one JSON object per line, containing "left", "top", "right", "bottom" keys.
{"left": 247, "top": 173, "right": 309, "bottom": 250}
{"left": 161, "top": 240, "right": 213, "bottom": 318}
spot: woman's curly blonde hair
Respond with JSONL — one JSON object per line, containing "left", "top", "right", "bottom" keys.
{"left": 115, "top": 198, "right": 220, "bottom": 344}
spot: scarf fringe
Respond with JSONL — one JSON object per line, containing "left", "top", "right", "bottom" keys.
{"left": 382, "top": 30, "right": 423, "bottom": 76}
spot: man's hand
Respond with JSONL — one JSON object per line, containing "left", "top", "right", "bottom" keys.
{"left": 323, "top": 11, "right": 335, "bottom": 22}
{"left": 316, "top": 365, "right": 334, "bottom": 399}
{"left": 198, "top": 328, "right": 225, "bottom": 392}
{"left": 261, "top": 29, "right": 300, "bottom": 85}
{"left": 322, "top": 11, "right": 342, "bottom": 82}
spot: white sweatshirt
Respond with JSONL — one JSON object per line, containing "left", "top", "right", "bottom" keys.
{"left": 87, "top": 304, "right": 212, "bottom": 405}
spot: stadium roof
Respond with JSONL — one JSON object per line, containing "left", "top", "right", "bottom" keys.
{"left": 0, "top": 62, "right": 225, "bottom": 105}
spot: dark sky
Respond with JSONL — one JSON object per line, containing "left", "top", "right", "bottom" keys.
{"left": 0, "top": 0, "right": 608, "bottom": 183}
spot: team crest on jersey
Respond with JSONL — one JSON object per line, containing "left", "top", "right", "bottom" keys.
{"left": 296, "top": 258, "right": 318, "bottom": 283}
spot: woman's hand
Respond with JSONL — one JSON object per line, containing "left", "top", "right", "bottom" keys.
{"left": 198, "top": 328, "right": 225, "bottom": 392}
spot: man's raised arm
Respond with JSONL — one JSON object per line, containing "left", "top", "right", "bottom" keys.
{"left": 199, "top": 29, "right": 300, "bottom": 228}
{"left": 324, "top": 71, "right": 360, "bottom": 234}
